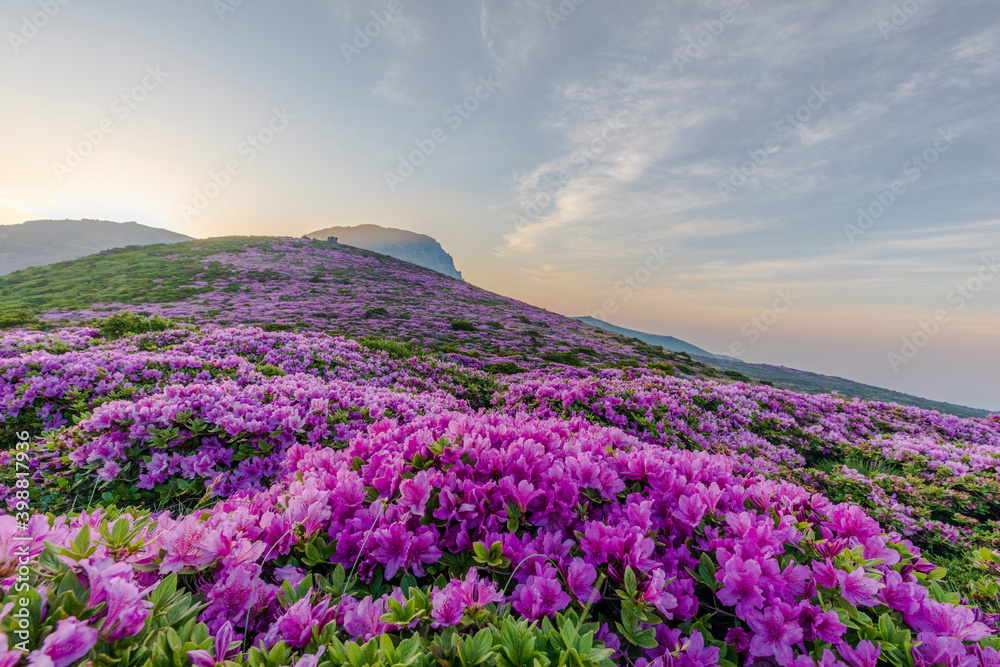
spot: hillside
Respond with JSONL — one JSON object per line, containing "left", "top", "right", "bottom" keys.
{"left": 575, "top": 316, "right": 991, "bottom": 418}
{"left": 1, "top": 235, "right": 999, "bottom": 667}
{"left": 306, "top": 224, "right": 463, "bottom": 280}
{"left": 0, "top": 236, "right": 719, "bottom": 375}
{"left": 0, "top": 219, "right": 191, "bottom": 275}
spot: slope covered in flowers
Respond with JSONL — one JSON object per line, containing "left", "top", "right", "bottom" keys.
{"left": 0, "top": 237, "right": 720, "bottom": 376}
{"left": 1, "top": 322, "right": 999, "bottom": 667}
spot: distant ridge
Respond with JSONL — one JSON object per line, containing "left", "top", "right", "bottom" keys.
{"left": 574, "top": 316, "right": 725, "bottom": 359}
{"left": 0, "top": 219, "right": 191, "bottom": 275}
{"left": 576, "top": 316, "right": 991, "bottom": 419}
{"left": 305, "top": 224, "right": 463, "bottom": 280}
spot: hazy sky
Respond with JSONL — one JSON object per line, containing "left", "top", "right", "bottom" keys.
{"left": 1, "top": 0, "right": 998, "bottom": 410}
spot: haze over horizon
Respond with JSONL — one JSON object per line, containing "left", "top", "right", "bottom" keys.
{"left": 1, "top": 1, "right": 998, "bottom": 410}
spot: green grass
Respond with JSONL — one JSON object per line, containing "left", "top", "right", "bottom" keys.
{"left": 0, "top": 237, "right": 276, "bottom": 321}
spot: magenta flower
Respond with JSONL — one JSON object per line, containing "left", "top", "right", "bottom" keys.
{"left": 372, "top": 523, "right": 441, "bottom": 578}
{"left": 342, "top": 596, "right": 387, "bottom": 642}
{"left": 806, "top": 608, "right": 847, "bottom": 644}
{"left": 99, "top": 577, "right": 152, "bottom": 641}
{"left": 725, "top": 627, "right": 751, "bottom": 652}
{"left": 717, "top": 552, "right": 765, "bottom": 613}
{"left": 431, "top": 587, "right": 465, "bottom": 628}
{"left": 838, "top": 567, "right": 882, "bottom": 607}
{"left": 746, "top": 601, "right": 803, "bottom": 666}
{"left": 187, "top": 649, "right": 216, "bottom": 667}
{"left": 262, "top": 595, "right": 334, "bottom": 648}
{"left": 566, "top": 558, "right": 600, "bottom": 605}
{"left": 908, "top": 599, "right": 992, "bottom": 641}
{"left": 372, "top": 522, "right": 411, "bottom": 579}
{"left": 672, "top": 493, "right": 708, "bottom": 527}
{"left": 511, "top": 570, "right": 571, "bottom": 620}
{"left": 158, "top": 514, "right": 224, "bottom": 574}
{"left": 837, "top": 640, "right": 881, "bottom": 667}
{"left": 29, "top": 618, "right": 98, "bottom": 667}
{"left": 879, "top": 570, "right": 924, "bottom": 615}
{"left": 642, "top": 569, "right": 678, "bottom": 619}
{"left": 398, "top": 471, "right": 432, "bottom": 517}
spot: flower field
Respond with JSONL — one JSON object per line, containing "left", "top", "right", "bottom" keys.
{"left": 1, "top": 239, "right": 999, "bottom": 667}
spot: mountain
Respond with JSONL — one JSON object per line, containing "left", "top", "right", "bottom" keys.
{"left": 574, "top": 316, "right": 726, "bottom": 359}
{"left": 0, "top": 219, "right": 191, "bottom": 275}
{"left": 577, "top": 316, "right": 990, "bottom": 419}
{"left": 304, "top": 224, "right": 463, "bottom": 280}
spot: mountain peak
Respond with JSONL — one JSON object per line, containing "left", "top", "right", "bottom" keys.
{"left": 305, "top": 224, "right": 462, "bottom": 280}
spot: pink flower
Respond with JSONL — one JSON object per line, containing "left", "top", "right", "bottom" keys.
{"left": 837, "top": 640, "right": 881, "bottom": 667}
{"left": 372, "top": 522, "right": 410, "bottom": 579}
{"left": 746, "top": 601, "right": 803, "bottom": 666}
{"left": 567, "top": 558, "right": 600, "bottom": 605}
{"left": 511, "top": 568, "right": 571, "bottom": 620}
{"left": 342, "top": 596, "right": 387, "bottom": 642}
{"left": 717, "top": 552, "right": 765, "bottom": 614}
{"left": 398, "top": 472, "right": 432, "bottom": 517}
{"left": 838, "top": 568, "right": 882, "bottom": 607}
{"left": 29, "top": 618, "right": 98, "bottom": 667}
{"left": 908, "top": 599, "right": 992, "bottom": 641}
{"left": 811, "top": 609, "right": 848, "bottom": 644}
{"left": 431, "top": 587, "right": 465, "bottom": 627}
{"left": 642, "top": 569, "right": 678, "bottom": 619}
{"left": 187, "top": 650, "right": 216, "bottom": 667}
{"left": 158, "top": 514, "right": 224, "bottom": 574}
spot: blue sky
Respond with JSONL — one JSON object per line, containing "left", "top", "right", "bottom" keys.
{"left": 1, "top": 0, "right": 998, "bottom": 409}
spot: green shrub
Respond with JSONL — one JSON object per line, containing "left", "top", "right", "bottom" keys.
{"left": 96, "top": 312, "right": 177, "bottom": 339}
{"left": 361, "top": 336, "right": 420, "bottom": 359}
{"left": 450, "top": 319, "right": 477, "bottom": 331}
{"left": 0, "top": 310, "right": 43, "bottom": 330}
{"left": 647, "top": 362, "right": 675, "bottom": 375}
{"left": 541, "top": 352, "right": 582, "bottom": 367}
{"left": 484, "top": 361, "right": 524, "bottom": 375}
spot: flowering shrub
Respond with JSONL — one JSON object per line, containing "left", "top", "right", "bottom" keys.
{"left": 495, "top": 369, "right": 1000, "bottom": 567}
{"left": 3, "top": 401, "right": 1000, "bottom": 666}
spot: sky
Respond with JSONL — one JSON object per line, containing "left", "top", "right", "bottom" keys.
{"left": 1, "top": 0, "right": 998, "bottom": 411}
